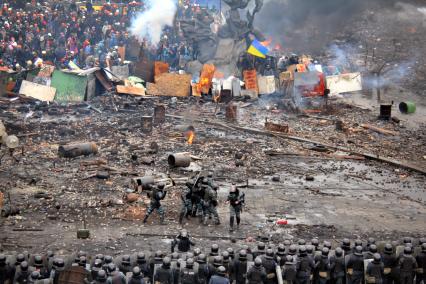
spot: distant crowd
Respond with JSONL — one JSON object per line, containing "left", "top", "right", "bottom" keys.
{"left": 0, "top": 0, "right": 217, "bottom": 72}
{"left": 0, "top": 236, "right": 425, "bottom": 284}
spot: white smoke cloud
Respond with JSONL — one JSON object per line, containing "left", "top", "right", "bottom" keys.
{"left": 130, "top": 0, "right": 177, "bottom": 45}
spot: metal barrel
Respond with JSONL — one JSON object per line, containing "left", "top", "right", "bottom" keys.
{"left": 141, "top": 116, "right": 153, "bottom": 133}
{"left": 131, "top": 176, "right": 155, "bottom": 192}
{"left": 153, "top": 104, "right": 166, "bottom": 125}
{"left": 168, "top": 153, "right": 191, "bottom": 167}
{"left": 58, "top": 142, "right": 98, "bottom": 158}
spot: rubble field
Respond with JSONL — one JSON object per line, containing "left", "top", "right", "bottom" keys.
{"left": 0, "top": 93, "right": 425, "bottom": 255}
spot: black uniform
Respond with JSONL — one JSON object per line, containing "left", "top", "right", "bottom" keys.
{"left": 262, "top": 257, "right": 278, "bottom": 284}
{"left": 282, "top": 260, "right": 297, "bottom": 284}
{"left": 398, "top": 254, "right": 417, "bottom": 284}
{"left": 297, "top": 255, "right": 315, "bottom": 284}
{"left": 197, "top": 262, "right": 211, "bottom": 284}
{"left": 171, "top": 233, "right": 195, "bottom": 253}
{"left": 367, "top": 261, "right": 384, "bottom": 284}
{"left": 415, "top": 249, "right": 426, "bottom": 284}
{"left": 330, "top": 255, "right": 345, "bottom": 284}
{"left": 347, "top": 253, "right": 365, "bottom": 284}
{"left": 232, "top": 258, "right": 248, "bottom": 284}
{"left": 247, "top": 265, "right": 267, "bottom": 284}
{"left": 180, "top": 267, "right": 198, "bottom": 284}
{"left": 382, "top": 252, "right": 397, "bottom": 284}
{"left": 154, "top": 265, "right": 173, "bottom": 284}
{"left": 316, "top": 255, "right": 331, "bottom": 284}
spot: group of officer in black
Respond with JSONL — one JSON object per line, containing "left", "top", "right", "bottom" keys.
{"left": 1, "top": 236, "right": 425, "bottom": 284}
{"left": 178, "top": 172, "right": 245, "bottom": 231}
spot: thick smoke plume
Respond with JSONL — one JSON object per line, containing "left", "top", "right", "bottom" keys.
{"left": 255, "top": 0, "right": 421, "bottom": 54}
{"left": 130, "top": 0, "right": 177, "bottom": 45}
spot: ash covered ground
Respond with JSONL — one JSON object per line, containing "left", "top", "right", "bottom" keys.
{"left": 1, "top": 0, "right": 426, "bottom": 257}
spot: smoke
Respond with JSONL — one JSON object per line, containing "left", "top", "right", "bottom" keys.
{"left": 254, "top": 0, "right": 419, "bottom": 54}
{"left": 129, "top": 0, "right": 177, "bottom": 45}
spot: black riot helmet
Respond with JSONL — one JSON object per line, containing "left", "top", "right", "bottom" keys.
{"left": 369, "top": 244, "right": 378, "bottom": 253}
{"left": 299, "top": 246, "right": 307, "bottom": 257}
{"left": 211, "top": 244, "right": 219, "bottom": 255}
{"left": 265, "top": 249, "right": 274, "bottom": 259}
{"left": 197, "top": 253, "right": 207, "bottom": 264}
{"left": 162, "top": 257, "right": 171, "bottom": 268}
{"left": 354, "top": 246, "right": 363, "bottom": 256}
{"left": 186, "top": 258, "right": 194, "bottom": 268}
{"left": 373, "top": 253, "right": 381, "bottom": 264}
{"left": 322, "top": 247, "right": 329, "bottom": 257}
{"left": 254, "top": 257, "right": 262, "bottom": 267}
{"left": 298, "top": 239, "right": 306, "bottom": 246}
{"left": 335, "top": 247, "right": 343, "bottom": 257}
{"left": 132, "top": 266, "right": 141, "bottom": 277}
{"left": 137, "top": 252, "right": 146, "bottom": 263}
{"left": 239, "top": 250, "right": 247, "bottom": 260}
{"left": 384, "top": 244, "right": 393, "bottom": 254}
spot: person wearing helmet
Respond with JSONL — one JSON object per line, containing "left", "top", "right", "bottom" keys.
{"left": 232, "top": 250, "right": 248, "bottom": 284}
{"left": 153, "top": 257, "right": 173, "bottom": 284}
{"left": 14, "top": 261, "right": 32, "bottom": 284}
{"left": 94, "top": 270, "right": 108, "bottom": 284}
{"left": 296, "top": 245, "right": 315, "bottom": 284}
{"left": 143, "top": 183, "right": 167, "bottom": 225}
{"left": 253, "top": 242, "right": 266, "bottom": 259}
{"left": 119, "top": 255, "right": 132, "bottom": 274}
{"left": 171, "top": 229, "right": 195, "bottom": 253}
{"left": 317, "top": 248, "right": 331, "bottom": 284}
{"left": 416, "top": 243, "right": 426, "bottom": 284}
{"left": 196, "top": 253, "right": 210, "bottom": 284}
{"left": 366, "top": 253, "right": 384, "bottom": 284}
{"left": 247, "top": 258, "right": 266, "bottom": 284}
{"left": 330, "top": 248, "right": 345, "bottom": 284}
{"left": 201, "top": 180, "right": 220, "bottom": 226}
{"left": 262, "top": 249, "right": 278, "bottom": 284}
{"left": 0, "top": 254, "right": 13, "bottom": 284}
{"left": 209, "top": 266, "right": 230, "bottom": 284}
{"left": 128, "top": 266, "right": 145, "bottom": 284}
{"left": 382, "top": 244, "right": 396, "bottom": 284}
{"left": 226, "top": 184, "right": 244, "bottom": 232}
{"left": 347, "top": 246, "right": 365, "bottom": 284}
{"left": 282, "top": 255, "right": 297, "bottom": 284}
{"left": 398, "top": 247, "right": 417, "bottom": 284}
{"left": 180, "top": 258, "right": 198, "bottom": 283}
{"left": 179, "top": 182, "right": 193, "bottom": 224}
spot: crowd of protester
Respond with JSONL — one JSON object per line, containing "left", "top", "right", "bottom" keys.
{"left": 0, "top": 0, "right": 218, "bottom": 73}
{"left": 0, "top": 236, "right": 425, "bottom": 284}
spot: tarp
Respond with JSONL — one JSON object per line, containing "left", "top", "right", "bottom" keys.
{"left": 326, "top": 72, "right": 362, "bottom": 95}
{"left": 51, "top": 70, "right": 87, "bottom": 102}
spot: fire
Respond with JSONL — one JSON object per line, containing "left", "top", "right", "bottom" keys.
{"left": 186, "top": 130, "right": 195, "bottom": 145}
{"left": 213, "top": 93, "right": 220, "bottom": 103}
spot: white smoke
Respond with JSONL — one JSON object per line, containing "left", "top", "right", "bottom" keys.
{"left": 130, "top": 0, "right": 177, "bottom": 45}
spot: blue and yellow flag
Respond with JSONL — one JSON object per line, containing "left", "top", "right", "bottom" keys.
{"left": 247, "top": 39, "right": 269, "bottom": 58}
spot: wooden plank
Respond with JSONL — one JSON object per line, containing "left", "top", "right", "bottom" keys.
{"left": 19, "top": 80, "right": 56, "bottom": 102}
{"left": 151, "top": 73, "right": 191, "bottom": 97}
{"left": 37, "top": 65, "right": 55, "bottom": 77}
{"left": 361, "top": 124, "right": 398, "bottom": 136}
{"left": 117, "top": 85, "right": 146, "bottom": 96}
{"left": 243, "top": 69, "right": 258, "bottom": 93}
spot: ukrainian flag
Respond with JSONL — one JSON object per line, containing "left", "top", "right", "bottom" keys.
{"left": 247, "top": 39, "right": 269, "bottom": 58}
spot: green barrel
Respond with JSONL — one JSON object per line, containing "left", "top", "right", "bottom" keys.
{"left": 399, "top": 101, "right": 416, "bottom": 114}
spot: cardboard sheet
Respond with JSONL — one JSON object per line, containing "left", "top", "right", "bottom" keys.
{"left": 19, "top": 80, "right": 56, "bottom": 102}
{"left": 326, "top": 72, "right": 362, "bottom": 95}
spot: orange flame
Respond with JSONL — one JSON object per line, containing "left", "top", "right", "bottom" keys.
{"left": 186, "top": 130, "right": 195, "bottom": 145}
{"left": 213, "top": 93, "right": 220, "bottom": 103}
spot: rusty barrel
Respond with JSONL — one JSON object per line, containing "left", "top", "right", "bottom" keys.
{"left": 168, "top": 153, "right": 191, "bottom": 167}
{"left": 131, "top": 176, "right": 155, "bottom": 192}
{"left": 226, "top": 103, "right": 237, "bottom": 122}
{"left": 141, "top": 116, "right": 153, "bottom": 133}
{"left": 58, "top": 142, "right": 98, "bottom": 158}
{"left": 153, "top": 104, "right": 166, "bottom": 125}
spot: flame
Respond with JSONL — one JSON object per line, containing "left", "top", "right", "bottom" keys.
{"left": 261, "top": 38, "right": 272, "bottom": 47}
{"left": 186, "top": 130, "right": 195, "bottom": 145}
{"left": 213, "top": 93, "right": 220, "bottom": 103}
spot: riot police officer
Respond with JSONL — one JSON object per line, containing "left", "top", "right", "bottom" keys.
{"left": 202, "top": 182, "right": 220, "bottom": 225}
{"left": 154, "top": 257, "right": 173, "bottom": 284}
{"left": 171, "top": 229, "right": 195, "bottom": 253}
{"left": 382, "top": 244, "right": 396, "bottom": 284}
{"left": 247, "top": 258, "right": 267, "bottom": 284}
{"left": 316, "top": 248, "right": 331, "bottom": 284}
{"left": 282, "top": 255, "right": 297, "bottom": 284}
{"left": 0, "top": 254, "right": 12, "bottom": 284}
{"left": 416, "top": 243, "right": 426, "bottom": 284}
{"left": 128, "top": 267, "right": 145, "bottom": 284}
{"left": 347, "top": 246, "right": 364, "bottom": 284}
{"left": 262, "top": 249, "right": 278, "bottom": 284}
{"left": 398, "top": 247, "right": 417, "bottom": 284}
{"left": 209, "top": 266, "right": 230, "bottom": 284}
{"left": 233, "top": 250, "right": 248, "bottom": 284}
{"left": 179, "top": 185, "right": 193, "bottom": 224}
{"left": 226, "top": 185, "right": 244, "bottom": 231}
{"left": 197, "top": 254, "right": 210, "bottom": 284}
{"left": 296, "top": 245, "right": 315, "bottom": 284}
{"left": 330, "top": 248, "right": 345, "bottom": 284}
{"left": 180, "top": 258, "right": 198, "bottom": 284}
{"left": 366, "top": 253, "right": 384, "bottom": 284}
{"left": 143, "top": 183, "right": 167, "bottom": 225}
